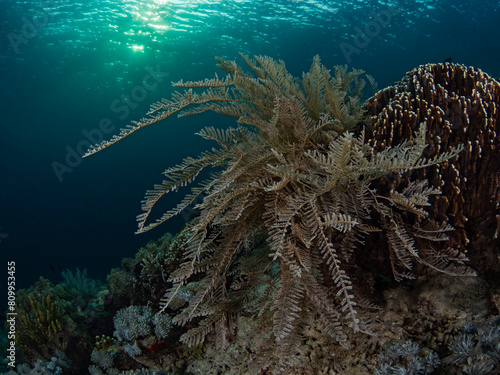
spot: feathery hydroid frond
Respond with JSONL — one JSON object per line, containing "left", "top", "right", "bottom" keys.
{"left": 85, "top": 55, "right": 471, "bottom": 368}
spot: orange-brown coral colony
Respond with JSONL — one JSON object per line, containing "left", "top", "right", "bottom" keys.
{"left": 366, "top": 63, "right": 500, "bottom": 261}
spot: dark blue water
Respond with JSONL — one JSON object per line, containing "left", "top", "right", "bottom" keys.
{"left": 1, "top": 0, "right": 499, "bottom": 295}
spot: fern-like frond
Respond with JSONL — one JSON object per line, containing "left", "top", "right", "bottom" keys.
{"left": 173, "top": 72, "right": 237, "bottom": 88}
{"left": 317, "top": 225, "right": 360, "bottom": 331}
{"left": 413, "top": 144, "right": 464, "bottom": 169}
{"left": 136, "top": 149, "right": 228, "bottom": 233}
{"left": 302, "top": 271, "right": 346, "bottom": 343}
{"left": 369, "top": 123, "right": 427, "bottom": 173}
{"left": 178, "top": 311, "right": 229, "bottom": 347}
{"left": 385, "top": 218, "right": 418, "bottom": 281}
{"left": 388, "top": 180, "right": 441, "bottom": 218}
{"left": 195, "top": 126, "right": 246, "bottom": 148}
{"left": 83, "top": 97, "right": 189, "bottom": 157}
{"left": 272, "top": 264, "right": 305, "bottom": 342}
{"left": 412, "top": 220, "right": 454, "bottom": 241}
{"left": 320, "top": 212, "right": 359, "bottom": 233}
{"left": 241, "top": 54, "right": 301, "bottom": 100}
{"left": 417, "top": 246, "right": 477, "bottom": 277}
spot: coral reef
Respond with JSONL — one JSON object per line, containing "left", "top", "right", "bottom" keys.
{"left": 8, "top": 58, "right": 500, "bottom": 375}
{"left": 89, "top": 305, "right": 181, "bottom": 373}
{"left": 442, "top": 316, "right": 500, "bottom": 374}
{"left": 8, "top": 272, "right": 109, "bottom": 374}
{"left": 113, "top": 306, "right": 154, "bottom": 343}
{"left": 106, "top": 233, "right": 185, "bottom": 309}
{"left": 61, "top": 268, "right": 102, "bottom": 298}
{"left": 91, "top": 348, "right": 115, "bottom": 370}
{"left": 364, "top": 63, "right": 500, "bottom": 281}
{"left": 5, "top": 355, "right": 70, "bottom": 375}
{"left": 84, "top": 55, "right": 474, "bottom": 373}
{"left": 180, "top": 271, "right": 494, "bottom": 374}
{"left": 16, "top": 283, "right": 71, "bottom": 363}
{"left": 375, "top": 340, "right": 440, "bottom": 374}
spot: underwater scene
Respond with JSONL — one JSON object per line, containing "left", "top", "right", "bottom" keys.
{"left": 1, "top": 0, "right": 500, "bottom": 373}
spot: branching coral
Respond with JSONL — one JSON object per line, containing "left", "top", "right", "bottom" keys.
{"left": 85, "top": 55, "right": 475, "bottom": 370}
{"left": 112, "top": 305, "right": 173, "bottom": 357}
{"left": 11, "top": 275, "right": 110, "bottom": 374}
{"left": 61, "top": 268, "right": 102, "bottom": 298}
{"left": 17, "top": 294, "right": 68, "bottom": 362}
{"left": 442, "top": 317, "right": 500, "bottom": 374}
{"left": 376, "top": 340, "right": 440, "bottom": 375}
{"left": 113, "top": 306, "right": 153, "bottom": 342}
{"left": 106, "top": 232, "right": 184, "bottom": 308}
